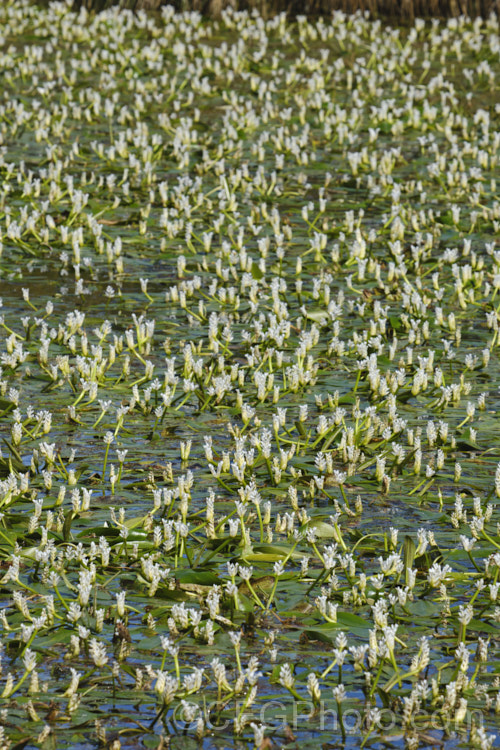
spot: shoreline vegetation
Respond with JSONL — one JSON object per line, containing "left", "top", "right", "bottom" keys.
{"left": 68, "top": 0, "right": 500, "bottom": 20}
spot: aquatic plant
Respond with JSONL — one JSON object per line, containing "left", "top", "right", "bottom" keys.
{"left": 0, "top": 2, "right": 499, "bottom": 749}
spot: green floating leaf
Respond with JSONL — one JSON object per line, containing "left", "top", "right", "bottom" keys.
{"left": 251, "top": 544, "right": 303, "bottom": 560}
{"left": 251, "top": 261, "right": 264, "bottom": 280}
{"left": 305, "top": 612, "right": 371, "bottom": 641}
{"left": 123, "top": 515, "right": 148, "bottom": 529}
{"left": 468, "top": 618, "right": 499, "bottom": 634}
{"left": 305, "top": 520, "right": 338, "bottom": 539}
{"left": 304, "top": 308, "right": 328, "bottom": 322}
{"left": 175, "top": 569, "right": 220, "bottom": 585}
{"left": 0, "top": 397, "right": 15, "bottom": 414}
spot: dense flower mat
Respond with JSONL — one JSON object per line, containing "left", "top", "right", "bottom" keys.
{"left": 0, "top": 2, "right": 500, "bottom": 748}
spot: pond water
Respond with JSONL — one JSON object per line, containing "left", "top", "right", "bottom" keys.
{"left": 0, "top": 2, "right": 499, "bottom": 749}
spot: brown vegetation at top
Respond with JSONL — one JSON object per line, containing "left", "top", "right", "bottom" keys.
{"left": 71, "top": 0, "right": 500, "bottom": 20}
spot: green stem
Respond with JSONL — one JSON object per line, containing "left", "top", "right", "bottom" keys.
{"left": 368, "top": 659, "right": 385, "bottom": 698}
{"left": 102, "top": 442, "right": 111, "bottom": 494}
{"left": 246, "top": 579, "right": 265, "bottom": 609}
{"left": 266, "top": 575, "right": 279, "bottom": 611}
{"left": 4, "top": 668, "right": 31, "bottom": 698}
